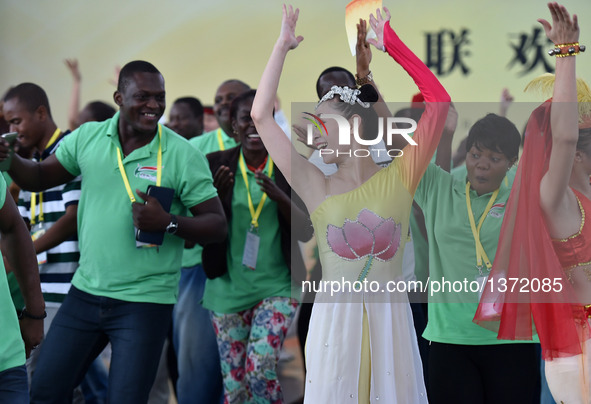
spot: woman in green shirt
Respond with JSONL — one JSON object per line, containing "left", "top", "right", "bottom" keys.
{"left": 202, "top": 90, "right": 312, "bottom": 404}
{"left": 413, "top": 113, "right": 540, "bottom": 403}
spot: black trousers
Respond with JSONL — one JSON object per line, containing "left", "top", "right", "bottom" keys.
{"left": 428, "top": 341, "right": 540, "bottom": 404}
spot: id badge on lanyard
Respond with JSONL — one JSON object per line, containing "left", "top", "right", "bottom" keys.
{"left": 238, "top": 152, "right": 273, "bottom": 271}
{"left": 242, "top": 227, "right": 260, "bottom": 270}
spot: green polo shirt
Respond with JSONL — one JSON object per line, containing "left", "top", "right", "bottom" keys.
{"left": 56, "top": 112, "right": 217, "bottom": 304}
{"left": 0, "top": 175, "right": 26, "bottom": 372}
{"left": 415, "top": 163, "right": 532, "bottom": 345}
{"left": 183, "top": 128, "right": 238, "bottom": 268}
{"left": 202, "top": 152, "right": 292, "bottom": 313}
{"left": 2, "top": 172, "right": 11, "bottom": 187}
{"left": 189, "top": 128, "right": 238, "bottom": 155}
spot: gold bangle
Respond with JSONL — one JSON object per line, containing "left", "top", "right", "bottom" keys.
{"left": 355, "top": 71, "right": 373, "bottom": 86}
{"left": 554, "top": 42, "right": 579, "bottom": 47}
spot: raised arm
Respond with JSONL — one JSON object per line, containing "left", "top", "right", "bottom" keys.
{"left": 65, "top": 59, "right": 82, "bottom": 131}
{"left": 251, "top": 5, "right": 324, "bottom": 208}
{"left": 538, "top": 2, "right": 580, "bottom": 215}
{"left": 356, "top": 19, "right": 409, "bottom": 153}
{"left": 368, "top": 7, "right": 450, "bottom": 104}
{"left": 368, "top": 7, "right": 450, "bottom": 192}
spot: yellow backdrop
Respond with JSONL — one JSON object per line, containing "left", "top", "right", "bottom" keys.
{"left": 1, "top": 0, "right": 590, "bottom": 133}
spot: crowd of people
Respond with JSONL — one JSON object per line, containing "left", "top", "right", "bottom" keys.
{"left": 0, "top": 2, "right": 589, "bottom": 404}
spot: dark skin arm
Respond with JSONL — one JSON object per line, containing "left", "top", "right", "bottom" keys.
{"left": 0, "top": 143, "right": 75, "bottom": 192}
{"left": 33, "top": 204, "right": 78, "bottom": 254}
{"left": 132, "top": 191, "right": 227, "bottom": 245}
{"left": 0, "top": 188, "right": 44, "bottom": 358}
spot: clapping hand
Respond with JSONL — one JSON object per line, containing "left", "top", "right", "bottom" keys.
{"left": 213, "top": 166, "right": 234, "bottom": 200}
{"left": 255, "top": 171, "right": 288, "bottom": 203}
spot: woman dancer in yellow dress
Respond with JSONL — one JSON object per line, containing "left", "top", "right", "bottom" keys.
{"left": 251, "top": 5, "right": 450, "bottom": 403}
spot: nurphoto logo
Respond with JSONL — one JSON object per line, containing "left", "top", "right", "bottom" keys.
{"left": 303, "top": 113, "right": 418, "bottom": 158}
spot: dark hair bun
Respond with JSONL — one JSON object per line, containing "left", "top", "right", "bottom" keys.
{"left": 358, "top": 84, "right": 379, "bottom": 103}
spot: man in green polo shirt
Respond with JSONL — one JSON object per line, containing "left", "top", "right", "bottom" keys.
{"left": 189, "top": 79, "right": 250, "bottom": 153}
{"left": 0, "top": 60, "right": 226, "bottom": 403}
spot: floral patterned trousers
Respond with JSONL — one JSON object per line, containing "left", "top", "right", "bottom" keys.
{"left": 211, "top": 296, "right": 298, "bottom": 404}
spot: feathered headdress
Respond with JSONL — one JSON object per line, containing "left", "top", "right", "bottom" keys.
{"left": 524, "top": 73, "right": 591, "bottom": 127}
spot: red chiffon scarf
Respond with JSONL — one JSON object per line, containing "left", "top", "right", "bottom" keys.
{"left": 473, "top": 101, "right": 590, "bottom": 360}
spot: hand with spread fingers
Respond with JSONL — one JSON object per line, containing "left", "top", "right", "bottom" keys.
{"left": 278, "top": 4, "right": 304, "bottom": 52}
{"left": 367, "top": 7, "right": 392, "bottom": 52}
{"left": 538, "top": 2, "right": 579, "bottom": 45}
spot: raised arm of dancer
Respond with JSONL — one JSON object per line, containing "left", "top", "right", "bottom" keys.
{"left": 538, "top": 3, "right": 580, "bottom": 214}
{"left": 368, "top": 7, "right": 450, "bottom": 192}
{"left": 251, "top": 5, "right": 325, "bottom": 208}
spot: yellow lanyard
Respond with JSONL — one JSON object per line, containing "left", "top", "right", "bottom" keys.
{"left": 465, "top": 182, "right": 499, "bottom": 272}
{"left": 238, "top": 152, "right": 274, "bottom": 229}
{"left": 116, "top": 125, "right": 162, "bottom": 203}
{"left": 216, "top": 129, "right": 225, "bottom": 151}
{"left": 30, "top": 129, "right": 61, "bottom": 225}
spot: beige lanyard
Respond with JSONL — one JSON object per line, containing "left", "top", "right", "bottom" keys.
{"left": 116, "top": 125, "right": 162, "bottom": 203}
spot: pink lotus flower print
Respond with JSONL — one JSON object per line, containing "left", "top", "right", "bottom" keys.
{"left": 327, "top": 209, "right": 401, "bottom": 281}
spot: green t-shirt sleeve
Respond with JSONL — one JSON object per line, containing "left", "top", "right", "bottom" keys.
{"left": 414, "top": 163, "right": 442, "bottom": 209}
{"left": 178, "top": 147, "right": 218, "bottom": 209}
{"left": 2, "top": 172, "right": 12, "bottom": 188}
{"left": 0, "top": 174, "right": 6, "bottom": 208}
{"left": 55, "top": 129, "right": 82, "bottom": 177}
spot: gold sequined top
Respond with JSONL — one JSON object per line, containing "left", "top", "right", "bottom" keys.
{"left": 552, "top": 189, "right": 591, "bottom": 282}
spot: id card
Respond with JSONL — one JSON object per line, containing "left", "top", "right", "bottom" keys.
{"left": 475, "top": 274, "right": 488, "bottom": 301}
{"left": 31, "top": 224, "right": 47, "bottom": 265}
{"left": 242, "top": 231, "right": 260, "bottom": 270}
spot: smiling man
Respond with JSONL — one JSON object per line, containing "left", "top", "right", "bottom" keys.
{"left": 0, "top": 60, "right": 227, "bottom": 403}
{"left": 189, "top": 79, "right": 250, "bottom": 154}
